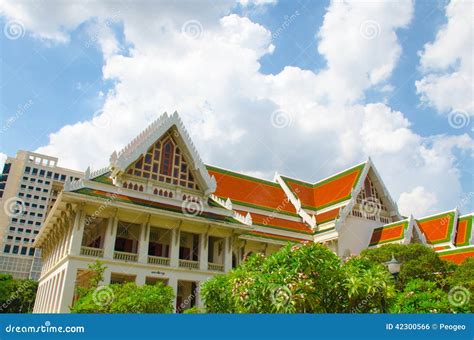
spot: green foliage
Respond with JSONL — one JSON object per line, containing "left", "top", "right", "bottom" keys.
{"left": 360, "top": 244, "right": 453, "bottom": 289}
{"left": 71, "top": 261, "right": 174, "bottom": 313}
{"left": 0, "top": 274, "right": 38, "bottom": 313}
{"left": 200, "top": 274, "right": 233, "bottom": 313}
{"left": 183, "top": 306, "right": 205, "bottom": 314}
{"left": 203, "top": 243, "right": 371, "bottom": 313}
{"left": 341, "top": 257, "right": 395, "bottom": 313}
{"left": 71, "top": 282, "right": 174, "bottom": 313}
{"left": 391, "top": 279, "right": 455, "bottom": 313}
{"left": 445, "top": 258, "right": 474, "bottom": 312}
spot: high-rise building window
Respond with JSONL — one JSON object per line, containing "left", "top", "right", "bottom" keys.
{"left": 20, "top": 247, "right": 27, "bottom": 255}
{"left": 12, "top": 246, "right": 19, "bottom": 254}
{"left": 4, "top": 245, "right": 11, "bottom": 253}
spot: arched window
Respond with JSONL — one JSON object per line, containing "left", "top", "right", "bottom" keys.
{"left": 128, "top": 183, "right": 133, "bottom": 189}
{"left": 160, "top": 139, "right": 174, "bottom": 176}
{"left": 133, "top": 184, "right": 138, "bottom": 191}
{"left": 169, "top": 192, "right": 173, "bottom": 199}
{"left": 159, "top": 189, "right": 163, "bottom": 196}
{"left": 154, "top": 188, "right": 158, "bottom": 195}
{"left": 123, "top": 182, "right": 128, "bottom": 188}
{"left": 139, "top": 185, "right": 143, "bottom": 192}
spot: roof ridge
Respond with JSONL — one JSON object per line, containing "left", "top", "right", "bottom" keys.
{"left": 416, "top": 208, "right": 458, "bottom": 221}
{"left": 206, "top": 164, "right": 277, "bottom": 186}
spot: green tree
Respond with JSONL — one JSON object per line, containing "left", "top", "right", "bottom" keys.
{"left": 445, "top": 258, "right": 474, "bottom": 312}
{"left": 391, "top": 279, "right": 456, "bottom": 313}
{"left": 203, "top": 243, "right": 354, "bottom": 313}
{"left": 71, "top": 261, "right": 174, "bottom": 313}
{"left": 360, "top": 244, "right": 453, "bottom": 289}
{"left": 0, "top": 274, "right": 38, "bottom": 313}
{"left": 342, "top": 257, "right": 395, "bottom": 313}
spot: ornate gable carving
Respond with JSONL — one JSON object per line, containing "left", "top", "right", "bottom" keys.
{"left": 351, "top": 175, "right": 392, "bottom": 223}
{"left": 124, "top": 132, "right": 200, "bottom": 191}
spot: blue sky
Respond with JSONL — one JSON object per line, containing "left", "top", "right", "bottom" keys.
{"left": 0, "top": 0, "right": 472, "bottom": 216}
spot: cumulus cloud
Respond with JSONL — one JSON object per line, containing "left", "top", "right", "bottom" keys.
{"left": 1, "top": 0, "right": 472, "bottom": 215}
{"left": 398, "top": 186, "right": 438, "bottom": 217}
{"left": 416, "top": 0, "right": 473, "bottom": 115}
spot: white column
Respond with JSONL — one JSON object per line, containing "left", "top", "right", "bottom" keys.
{"left": 58, "top": 263, "right": 77, "bottom": 313}
{"left": 102, "top": 268, "right": 112, "bottom": 285}
{"left": 136, "top": 273, "right": 146, "bottom": 286}
{"left": 224, "top": 236, "right": 232, "bottom": 272}
{"left": 138, "top": 222, "right": 150, "bottom": 264}
{"left": 170, "top": 229, "right": 180, "bottom": 267}
{"left": 68, "top": 210, "right": 85, "bottom": 256}
{"left": 199, "top": 233, "right": 208, "bottom": 271}
{"left": 103, "top": 217, "right": 118, "bottom": 259}
{"left": 168, "top": 276, "right": 178, "bottom": 313}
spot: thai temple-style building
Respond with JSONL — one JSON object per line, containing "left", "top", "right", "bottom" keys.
{"left": 32, "top": 112, "right": 474, "bottom": 313}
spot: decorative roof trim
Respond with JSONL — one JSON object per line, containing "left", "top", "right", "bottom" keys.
{"left": 110, "top": 111, "right": 216, "bottom": 195}
{"left": 84, "top": 166, "right": 111, "bottom": 180}
{"left": 274, "top": 172, "right": 316, "bottom": 229}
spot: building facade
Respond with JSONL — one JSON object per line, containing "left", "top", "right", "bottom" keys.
{"left": 0, "top": 151, "right": 82, "bottom": 279}
{"left": 31, "top": 112, "right": 473, "bottom": 313}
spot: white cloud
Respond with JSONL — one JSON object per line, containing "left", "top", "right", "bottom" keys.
{"left": 2, "top": 0, "right": 473, "bottom": 215}
{"left": 416, "top": 0, "right": 473, "bottom": 115}
{"left": 398, "top": 186, "right": 438, "bottom": 217}
{"left": 0, "top": 153, "right": 7, "bottom": 170}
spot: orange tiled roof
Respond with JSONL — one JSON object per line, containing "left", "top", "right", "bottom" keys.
{"left": 438, "top": 247, "right": 474, "bottom": 264}
{"left": 281, "top": 163, "right": 365, "bottom": 211}
{"left": 317, "top": 206, "right": 345, "bottom": 225}
{"left": 244, "top": 231, "right": 309, "bottom": 243}
{"left": 416, "top": 211, "right": 456, "bottom": 245}
{"left": 369, "top": 220, "right": 408, "bottom": 246}
{"left": 236, "top": 210, "right": 313, "bottom": 234}
{"left": 207, "top": 165, "right": 296, "bottom": 215}
{"left": 454, "top": 214, "right": 473, "bottom": 247}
